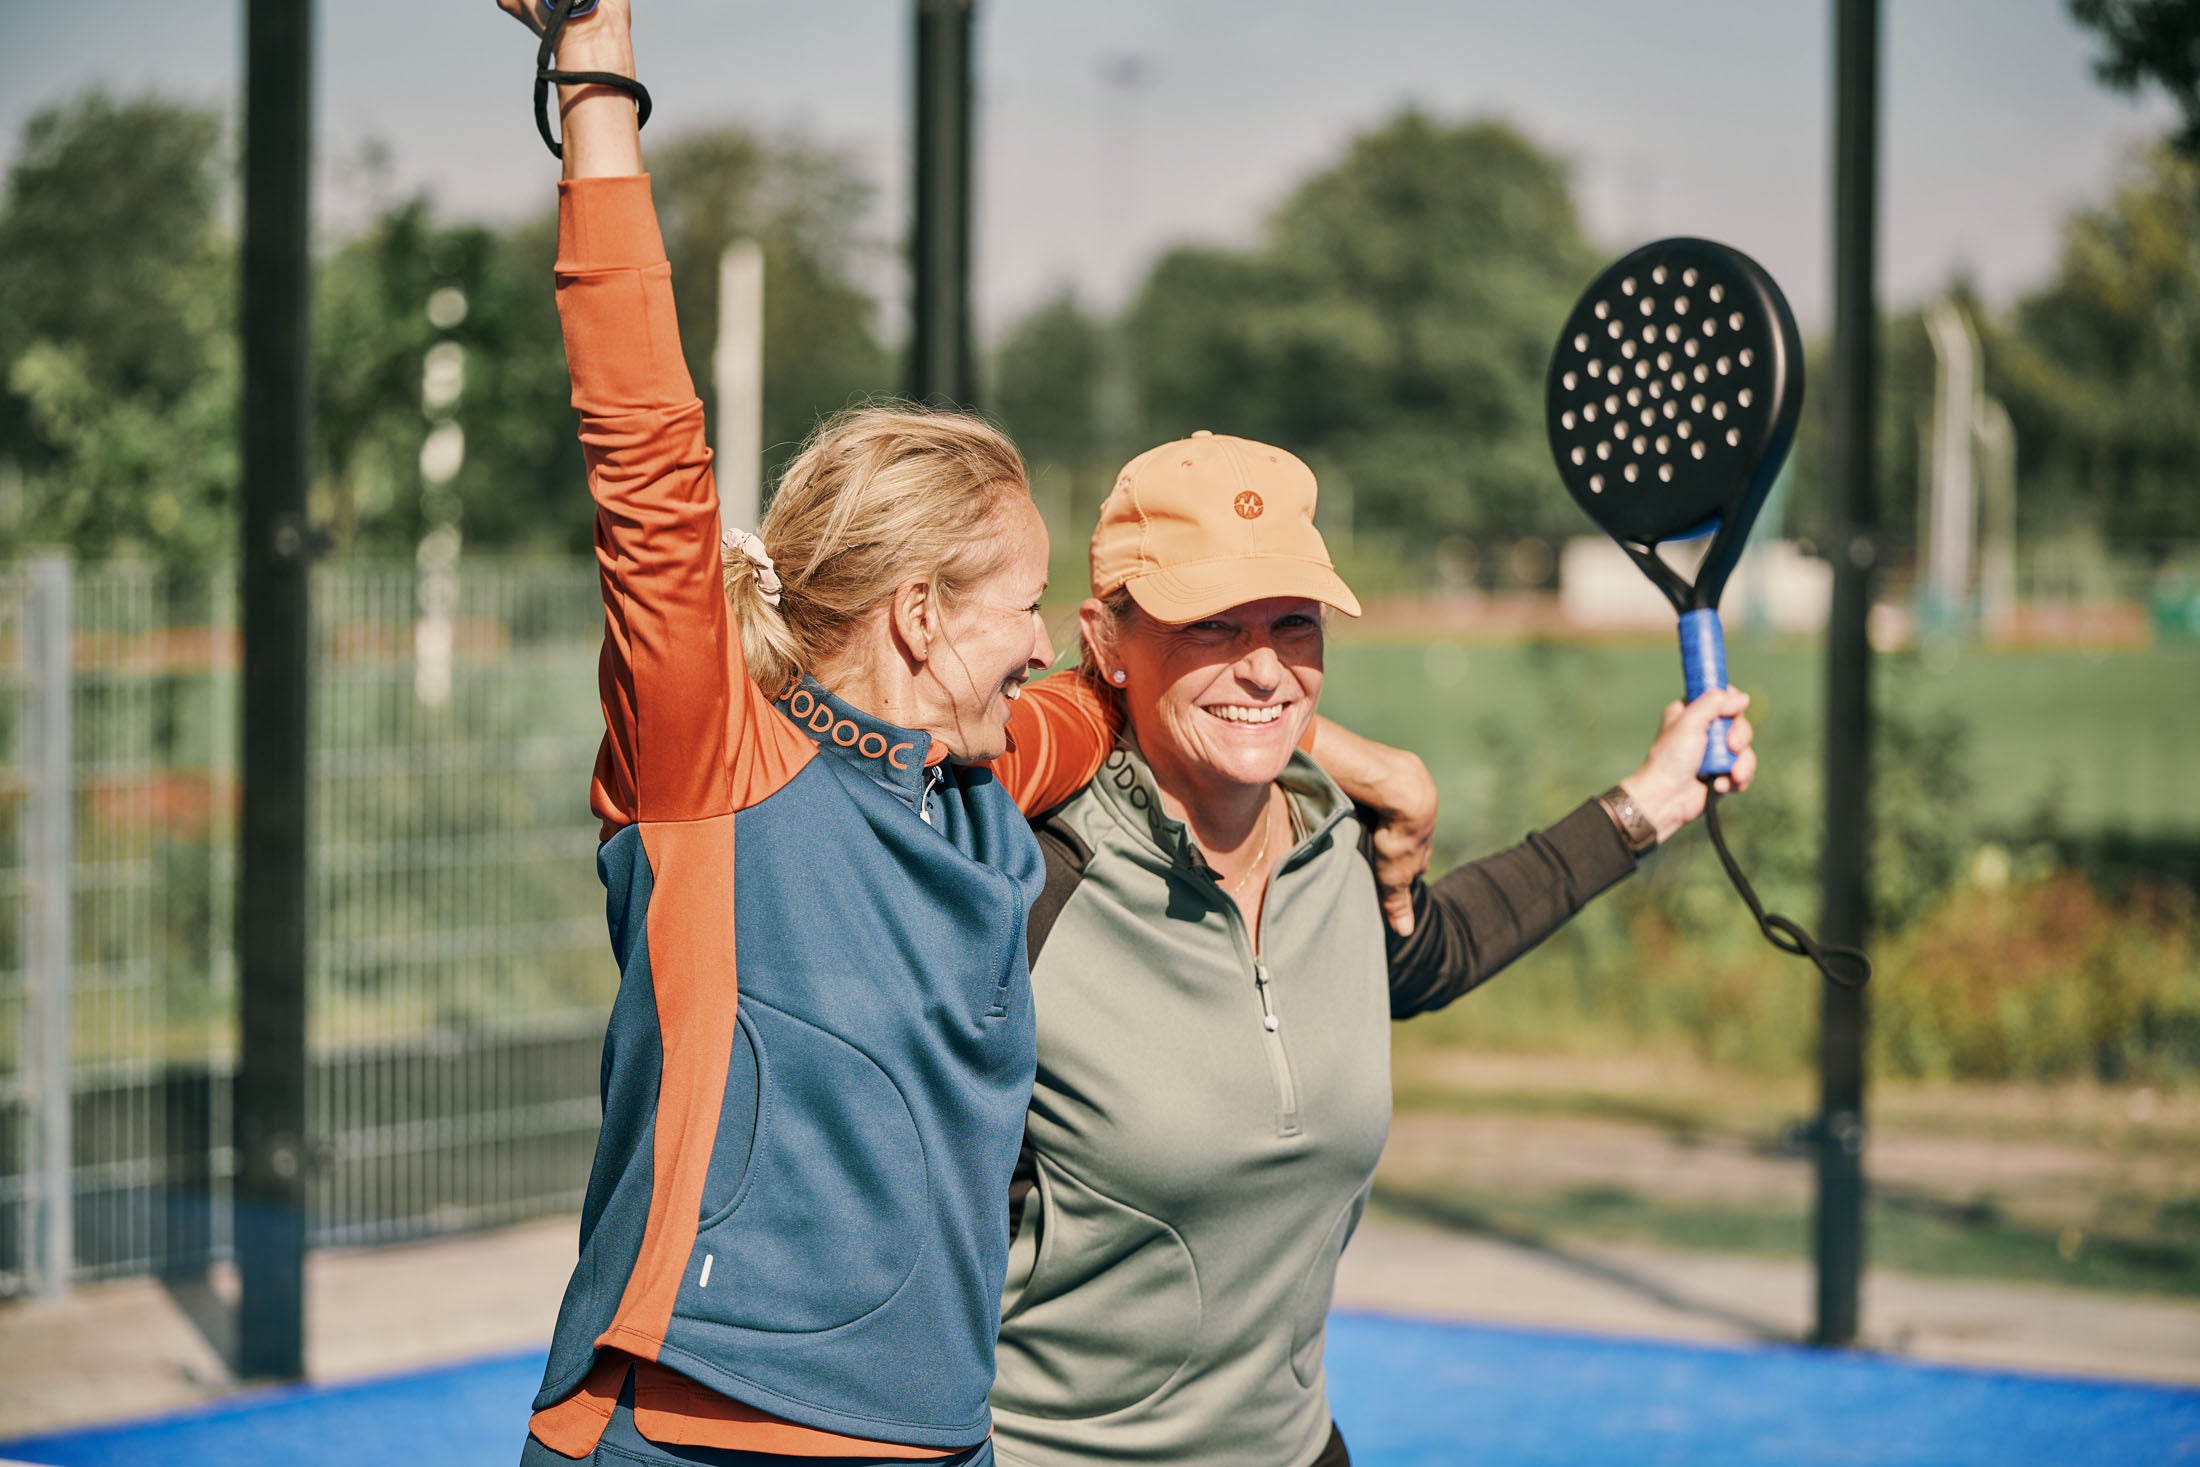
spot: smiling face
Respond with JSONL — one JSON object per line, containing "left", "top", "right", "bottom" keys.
{"left": 921, "top": 492, "right": 1055, "bottom": 762}
{"left": 1101, "top": 595, "right": 1325, "bottom": 804}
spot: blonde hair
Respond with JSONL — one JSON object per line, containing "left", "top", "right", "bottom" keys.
{"left": 725, "top": 403, "right": 1032, "bottom": 694}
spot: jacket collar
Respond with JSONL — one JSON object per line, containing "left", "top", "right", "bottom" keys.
{"left": 774, "top": 675, "right": 934, "bottom": 804}
{"left": 1090, "top": 738, "right": 1352, "bottom": 878}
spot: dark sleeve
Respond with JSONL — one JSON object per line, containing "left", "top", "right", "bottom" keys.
{"left": 1380, "top": 798, "right": 1639, "bottom": 1019}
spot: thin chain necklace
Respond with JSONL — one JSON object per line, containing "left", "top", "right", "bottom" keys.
{"left": 1218, "top": 792, "right": 1277, "bottom": 897}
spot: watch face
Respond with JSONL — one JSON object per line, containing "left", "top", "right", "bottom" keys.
{"left": 1604, "top": 789, "right": 1656, "bottom": 854}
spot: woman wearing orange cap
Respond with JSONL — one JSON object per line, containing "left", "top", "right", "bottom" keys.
{"left": 991, "top": 431, "right": 1756, "bottom": 1467}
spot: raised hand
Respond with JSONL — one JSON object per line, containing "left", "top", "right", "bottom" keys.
{"left": 1310, "top": 718, "right": 1437, "bottom": 937}
{"left": 1618, "top": 687, "right": 1757, "bottom": 845}
{"left": 494, "top": 0, "right": 641, "bottom": 178}
{"left": 493, "top": 0, "right": 630, "bottom": 40}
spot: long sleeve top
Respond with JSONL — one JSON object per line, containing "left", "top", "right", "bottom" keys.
{"left": 528, "top": 174, "right": 1114, "bottom": 1462}
{"left": 999, "top": 756, "right": 1635, "bottom": 1467}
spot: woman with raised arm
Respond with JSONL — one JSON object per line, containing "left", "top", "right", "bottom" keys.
{"left": 496, "top": 7, "right": 1434, "bottom": 1464}
{"left": 501, "top": 3, "right": 1094, "bottom": 1461}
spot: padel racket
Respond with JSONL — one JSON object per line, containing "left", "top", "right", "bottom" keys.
{"left": 1545, "top": 239, "right": 1869, "bottom": 988}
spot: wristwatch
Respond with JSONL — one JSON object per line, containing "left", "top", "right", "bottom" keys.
{"left": 1598, "top": 785, "right": 1659, "bottom": 856}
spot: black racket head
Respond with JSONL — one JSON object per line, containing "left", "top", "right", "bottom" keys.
{"left": 1544, "top": 238, "right": 1804, "bottom": 610}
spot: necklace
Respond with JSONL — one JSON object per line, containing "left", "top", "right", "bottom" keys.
{"left": 1217, "top": 793, "right": 1277, "bottom": 897}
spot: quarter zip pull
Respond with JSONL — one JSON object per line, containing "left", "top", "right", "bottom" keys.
{"left": 1254, "top": 961, "right": 1279, "bottom": 1032}
{"left": 920, "top": 765, "right": 942, "bottom": 825}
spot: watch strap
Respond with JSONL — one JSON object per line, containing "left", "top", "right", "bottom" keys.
{"left": 1598, "top": 785, "right": 1659, "bottom": 856}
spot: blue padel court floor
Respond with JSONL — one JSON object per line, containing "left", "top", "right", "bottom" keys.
{"left": 4, "top": 1311, "right": 2196, "bottom": 1466}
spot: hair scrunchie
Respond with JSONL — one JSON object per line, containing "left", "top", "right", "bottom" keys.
{"left": 722, "top": 526, "right": 783, "bottom": 607}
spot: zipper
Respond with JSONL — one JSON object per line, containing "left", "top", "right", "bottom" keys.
{"left": 1252, "top": 957, "right": 1301, "bottom": 1134}
{"left": 1214, "top": 867, "right": 1301, "bottom": 1137}
{"left": 909, "top": 760, "right": 1018, "bottom": 1018}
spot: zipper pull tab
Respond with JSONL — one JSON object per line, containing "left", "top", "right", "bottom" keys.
{"left": 920, "top": 765, "right": 939, "bottom": 826}
{"left": 1255, "top": 961, "right": 1279, "bottom": 1032}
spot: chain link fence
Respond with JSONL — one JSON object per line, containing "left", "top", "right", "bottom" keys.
{"left": 0, "top": 565, "right": 27, "bottom": 1295}
{"left": 0, "top": 558, "right": 612, "bottom": 1296}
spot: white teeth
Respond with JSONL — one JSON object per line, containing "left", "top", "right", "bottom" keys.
{"left": 1207, "top": 704, "right": 1283, "bottom": 725}
{"left": 1004, "top": 684, "right": 1022, "bottom": 700}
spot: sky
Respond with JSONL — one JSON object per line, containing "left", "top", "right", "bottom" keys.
{"left": 0, "top": 0, "right": 2178, "bottom": 341}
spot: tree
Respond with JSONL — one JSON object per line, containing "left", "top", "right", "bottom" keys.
{"left": 1123, "top": 111, "right": 1601, "bottom": 557}
{"left": 648, "top": 128, "right": 893, "bottom": 497}
{"left": 1779, "top": 306, "right": 1940, "bottom": 556}
{"left": 316, "top": 126, "right": 895, "bottom": 557}
{"left": 0, "top": 94, "right": 235, "bottom": 565}
{"left": 987, "top": 290, "right": 1115, "bottom": 579}
{"left": 313, "top": 197, "right": 584, "bottom": 555}
{"left": 990, "top": 291, "right": 1106, "bottom": 475}
{"left": 1987, "top": 143, "right": 2200, "bottom": 544}
{"left": 2071, "top": 0, "right": 2200, "bottom": 158}
{"left": 1, "top": 93, "right": 899, "bottom": 566}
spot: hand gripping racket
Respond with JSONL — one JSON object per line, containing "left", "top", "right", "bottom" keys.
{"left": 1545, "top": 239, "right": 1869, "bottom": 988}
{"left": 532, "top": 0, "right": 652, "bottom": 160}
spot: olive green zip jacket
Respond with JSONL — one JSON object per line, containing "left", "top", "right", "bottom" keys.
{"left": 991, "top": 744, "right": 1637, "bottom": 1467}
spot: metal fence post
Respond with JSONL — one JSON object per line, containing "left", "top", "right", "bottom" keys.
{"left": 24, "top": 555, "right": 73, "bottom": 1301}
{"left": 911, "top": 0, "right": 978, "bottom": 407}
{"left": 236, "top": 0, "right": 315, "bottom": 1379}
{"left": 1815, "top": 0, "right": 1879, "bottom": 1348}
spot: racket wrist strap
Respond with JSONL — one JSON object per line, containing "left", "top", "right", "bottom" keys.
{"left": 1702, "top": 791, "right": 1871, "bottom": 989}
{"left": 533, "top": 0, "right": 653, "bottom": 161}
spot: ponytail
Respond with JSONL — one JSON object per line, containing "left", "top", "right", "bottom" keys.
{"left": 728, "top": 402, "right": 1031, "bottom": 694}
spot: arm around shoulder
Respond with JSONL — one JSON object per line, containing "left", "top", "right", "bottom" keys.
{"left": 994, "top": 669, "right": 1123, "bottom": 816}
{"left": 1310, "top": 717, "right": 1436, "bottom": 937}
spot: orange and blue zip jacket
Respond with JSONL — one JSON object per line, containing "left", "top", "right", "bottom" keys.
{"left": 527, "top": 176, "right": 1110, "bottom": 1460}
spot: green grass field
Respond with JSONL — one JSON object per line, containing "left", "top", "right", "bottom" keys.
{"left": 1310, "top": 637, "right": 2200, "bottom": 1293}
{"left": 1266, "top": 633, "right": 2200, "bottom": 1089}
{"left": 1313, "top": 635, "right": 2200, "bottom": 852}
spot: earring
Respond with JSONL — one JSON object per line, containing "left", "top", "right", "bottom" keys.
{"left": 1110, "top": 670, "right": 1127, "bottom": 686}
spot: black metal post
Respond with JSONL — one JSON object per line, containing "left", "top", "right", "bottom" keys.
{"left": 911, "top": 0, "right": 977, "bottom": 407}
{"left": 1814, "top": 0, "right": 1879, "bottom": 1349}
{"left": 235, "top": 0, "right": 315, "bottom": 1380}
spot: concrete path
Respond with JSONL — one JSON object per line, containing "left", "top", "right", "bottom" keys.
{"left": 1335, "top": 1214, "right": 2200, "bottom": 1385}
{"left": 3, "top": 1211, "right": 2195, "bottom": 1443}
{"left": 0, "top": 1217, "right": 574, "bottom": 1440}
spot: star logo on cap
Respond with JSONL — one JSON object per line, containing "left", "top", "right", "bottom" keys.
{"left": 1233, "top": 491, "right": 1265, "bottom": 520}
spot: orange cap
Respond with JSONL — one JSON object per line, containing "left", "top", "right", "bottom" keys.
{"left": 1088, "top": 431, "right": 1362, "bottom": 621}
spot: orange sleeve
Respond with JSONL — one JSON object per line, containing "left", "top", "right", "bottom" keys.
{"left": 555, "top": 176, "right": 811, "bottom": 830}
{"left": 993, "top": 668, "right": 1122, "bottom": 815}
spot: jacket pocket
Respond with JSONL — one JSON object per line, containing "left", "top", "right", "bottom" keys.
{"left": 683, "top": 999, "right": 927, "bottom": 1334}
{"left": 1289, "top": 1192, "right": 1366, "bottom": 1388}
{"left": 692, "top": 1011, "right": 763, "bottom": 1224}
{"left": 992, "top": 1160, "right": 1201, "bottom": 1420}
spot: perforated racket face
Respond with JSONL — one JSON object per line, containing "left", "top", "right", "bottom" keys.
{"left": 1545, "top": 239, "right": 1803, "bottom": 606}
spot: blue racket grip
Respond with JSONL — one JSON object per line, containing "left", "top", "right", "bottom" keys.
{"left": 542, "top": 0, "right": 599, "bottom": 16}
{"left": 1677, "top": 609, "right": 1736, "bottom": 779}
